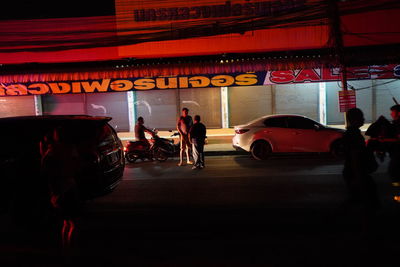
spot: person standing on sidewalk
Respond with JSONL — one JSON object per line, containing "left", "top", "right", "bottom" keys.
{"left": 189, "top": 115, "right": 207, "bottom": 169}
{"left": 177, "top": 107, "right": 193, "bottom": 166}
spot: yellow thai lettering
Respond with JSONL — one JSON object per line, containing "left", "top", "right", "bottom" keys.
{"left": 110, "top": 80, "right": 134, "bottom": 91}
{"left": 28, "top": 83, "right": 49, "bottom": 95}
{"left": 133, "top": 79, "right": 155, "bottom": 90}
{"left": 179, "top": 77, "right": 189, "bottom": 88}
{"left": 49, "top": 83, "right": 71, "bottom": 94}
{"left": 156, "top": 77, "right": 178, "bottom": 89}
{"left": 72, "top": 82, "right": 82, "bottom": 93}
{"left": 81, "top": 79, "right": 111, "bottom": 93}
{"left": 188, "top": 76, "right": 210, "bottom": 87}
{"left": 211, "top": 75, "right": 235, "bottom": 87}
{"left": 6, "top": 84, "right": 28, "bottom": 95}
{"left": 0, "top": 84, "right": 6, "bottom": 96}
{"left": 235, "top": 74, "right": 258, "bottom": 86}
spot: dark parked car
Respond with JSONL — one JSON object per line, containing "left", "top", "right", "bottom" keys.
{"left": 0, "top": 115, "right": 124, "bottom": 221}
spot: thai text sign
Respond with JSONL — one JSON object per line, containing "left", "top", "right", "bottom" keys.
{"left": 0, "top": 64, "right": 399, "bottom": 96}
{"left": 338, "top": 90, "right": 356, "bottom": 113}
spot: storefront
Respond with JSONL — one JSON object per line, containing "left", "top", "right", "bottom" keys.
{"left": 1, "top": 64, "right": 399, "bottom": 132}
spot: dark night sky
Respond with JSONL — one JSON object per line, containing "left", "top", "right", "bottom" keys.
{"left": 0, "top": 0, "right": 115, "bottom": 20}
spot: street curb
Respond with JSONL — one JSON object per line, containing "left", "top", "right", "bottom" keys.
{"left": 204, "top": 150, "right": 248, "bottom": 156}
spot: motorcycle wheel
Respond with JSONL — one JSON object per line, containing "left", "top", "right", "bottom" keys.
{"left": 154, "top": 149, "right": 168, "bottom": 162}
{"left": 125, "top": 152, "right": 138, "bottom": 163}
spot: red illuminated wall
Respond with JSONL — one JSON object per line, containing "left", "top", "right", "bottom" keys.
{"left": 0, "top": 0, "right": 398, "bottom": 65}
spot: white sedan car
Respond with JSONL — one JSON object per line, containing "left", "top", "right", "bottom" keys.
{"left": 232, "top": 114, "right": 345, "bottom": 160}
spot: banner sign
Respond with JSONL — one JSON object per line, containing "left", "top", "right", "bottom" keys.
{"left": 338, "top": 90, "right": 356, "bottom": 113}
{"left": 115, "top": 0, "right": 327, "bottom": 59}
{"left": 263, "top": 64, "right": 400, "bottom": 84}
{"left": 1, "top": 64, "right": 399, "bottom": 97}
{"left": 131, "top": 0, "right": 307, "bottom": 22}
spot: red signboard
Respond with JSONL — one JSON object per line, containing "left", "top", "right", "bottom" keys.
{"left": 338, "top": 90, "right": 356, "bottom": 113}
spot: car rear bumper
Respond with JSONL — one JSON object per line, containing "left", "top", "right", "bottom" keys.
{"left": 232, "top": 135, "right": 251, "bottom": 152}
{"left": 81, "top": 148, "right": 125, "bottom": 199}
{"left": 232, "top": 144, "right": 247, "bottom": 152}
{"left": 82, "top": 163, "right": 124, "bottom": 199}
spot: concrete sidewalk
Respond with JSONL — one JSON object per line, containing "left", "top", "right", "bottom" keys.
{"left": 117, "top": 124, "right": 370, "bottom": 155}
{"left": 118, "top": 128, "right": 238, "bottom": 155}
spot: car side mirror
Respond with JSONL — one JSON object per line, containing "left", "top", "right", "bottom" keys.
{"left": 314, "top": 124, "right": 321, "bottom": 131}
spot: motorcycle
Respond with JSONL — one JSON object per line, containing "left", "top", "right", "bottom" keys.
{"left": 124, "top": 130, "right": 179, "bottom": 163}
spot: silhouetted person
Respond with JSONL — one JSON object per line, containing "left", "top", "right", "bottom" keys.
{"left": 177, "top": 107, "right": 193, "bottom": 166}
{"left": 388, "top": 105, "right": 400, "bottom": 200}
{"left": 342, "top": 108, "right": 379, "bottom": 232}
{"left": 189, "top": 115, "right": 207, "bottom": 169}
{"left": 365, "top": 115, "right": 395, "bottom": 162}
{"left": 41, "top": 126, "right": 81, "bottom": 248}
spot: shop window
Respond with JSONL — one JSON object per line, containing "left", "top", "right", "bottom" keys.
{"left": 42, "top": 94, "right": 85, "bottom": 115}
{"left": 0, "top": 96, "right": 36, "bottom": 118}
{"left": 275, "top": 83, "right": 319, "bottom": 121}
{"left": 179, "top": 87, "right": 222, "bottom": 128}
{"left": 86, "top": 92, "right": 129, "bottom": 132}
{"left": 229, "top": 85, "right": 273, "bottom": 127}
{"left": 42, "top": 93, "right": 130, "bottom": 132}
{"left": 135, "top": 90, "right": 178, "bottom": 131}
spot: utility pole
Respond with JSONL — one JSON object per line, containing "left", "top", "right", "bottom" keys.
{"left": 327, "top": 0, "right": 349, "bottom": 125}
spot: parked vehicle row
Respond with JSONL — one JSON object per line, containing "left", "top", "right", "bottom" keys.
{"left": 0, "top": 114, "right": 344, "bottom": 213}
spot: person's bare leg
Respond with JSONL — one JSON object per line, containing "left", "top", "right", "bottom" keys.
{"left": 67, "top": 219, "right": 75, "bottom": 247}
{"left": 186, "top": 147, "right": 192, "bottom": 164}
{"left": 62, "top": 220, "right": 69, "bottom": 248}
{"left": 178, "top": 148, "right": 185, "bottom": 166}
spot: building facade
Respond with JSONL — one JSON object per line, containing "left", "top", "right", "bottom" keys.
{"left": 2, "top": 69, "right": 399, "bottom": 132}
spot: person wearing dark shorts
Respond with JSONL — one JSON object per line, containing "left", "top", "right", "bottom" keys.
{"left": 189, "top": 115, "right": 207, "bottom": 169}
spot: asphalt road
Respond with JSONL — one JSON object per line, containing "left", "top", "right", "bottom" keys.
{"left": 2, "top": 155, "right": 400, "bottom": 267}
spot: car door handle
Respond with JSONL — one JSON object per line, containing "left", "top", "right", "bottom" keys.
{"left": 293, "top": 131, "right": 301, "bottom": 135}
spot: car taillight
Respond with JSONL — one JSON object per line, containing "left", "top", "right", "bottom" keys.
{"left": 235, "top": 129, "right": 249, "bottom": 134}
{"left": 123, "top": 147, "right": 127, "bottom": 152}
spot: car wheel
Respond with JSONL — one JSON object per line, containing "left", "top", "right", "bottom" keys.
{"left": 125, "top": 152, "right": 138, "bottom": 163}
{"left": 251, "top": 141, "right": 272, "bottom": 160}
{"left": 154, "top": 149, "right": 168, "bottom": 162}
{"left": 330, "top": 139, "right": 345, "bottom": 159}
